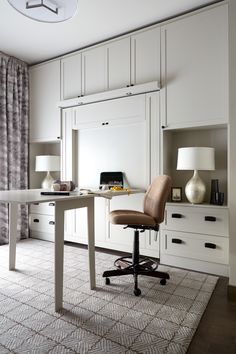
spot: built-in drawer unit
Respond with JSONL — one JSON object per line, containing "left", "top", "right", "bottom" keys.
{"left": 162, "top": 230, "right": 229, "bottom": 265}
{"left": 30, "top": 202, "right": 55, "bottom": 216}
{"left": 161, "top": 203, "right": 229, "bottom": 276}
{"left": 29, "top": 213, "right": 55, "bottom": 234}
{"left": 163, "top": 204, "right": 229, "bottom": 237}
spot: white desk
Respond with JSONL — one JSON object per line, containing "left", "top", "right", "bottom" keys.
{"left": 0, "top": 188, "right": 142, "bottom": 311}
{"left": 0, "top": 189, "right": 96, "bottom": 311}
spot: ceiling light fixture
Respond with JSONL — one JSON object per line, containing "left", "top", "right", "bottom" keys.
{"left": 7, "top": 0, "right": 78, "bottom": 23}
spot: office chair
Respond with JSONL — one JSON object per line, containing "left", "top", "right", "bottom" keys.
{"left": 102, "top": 175, "right": 171, "bottom": 296}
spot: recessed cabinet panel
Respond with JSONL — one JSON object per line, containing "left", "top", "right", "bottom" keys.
{"left": 61, "top": 53, "right": 82, "bottom": 100}
{"left": 107, "top": 37, "right": 131, "bottom": 90}
{"left": 131, "top": 27, "right": 161, "bottom": 85}
{"left": 82, "top": 46, "right": 107, "bottom": 95}
{"left": 161, "top": 5, "right": 228, "bottom": 128}
{"left": 29, "top": 60, "right": 61, "bottom": 142}
{"left": 74, "top": 94, "right": 146, "bottom": 129}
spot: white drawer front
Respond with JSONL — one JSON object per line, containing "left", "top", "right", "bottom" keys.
{"left": 161, "top": 230, "right": 229, "bottom": 265}
{"left": 164, "top": 206, "right": 228, "bottom": 237}
{"left": 30, "top": 202, "right": 55, "bottom": 216}
{"left": 29, "top": 213, "right": 55, "bottom": 233}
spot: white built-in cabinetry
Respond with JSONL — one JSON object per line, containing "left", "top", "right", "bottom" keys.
{"left": 160, "top": 5, "right": 228, "bottom": 129}
{"left": 61, "top": 53, "right": 82, "bottom": 100}
{"left": 161, "top": 204, "right": 229, "bottom": 276}
{"left": 29, "top": 2, "right": 230, "bottom": 275}
{"left": 59, "top": 93, "right": 160, "bottom": 258}
{"left": 29, "top": 60, "right": 61, "bottom": 142}
{"left": 131, "top": 27, "right": 160, "bottom": 86}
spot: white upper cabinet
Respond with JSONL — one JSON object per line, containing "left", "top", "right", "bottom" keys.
{"left": 131, "top": 27, "right": 161, "bottom": 85}
{"left": 82, "top": 46, "right": 107, "bottom": 96}
{"left": 61, "top": 52, "right": 82, "bottom": 100}
{"left": 106, "top": 37, "right": 131, "bottom": 90}
{"left": 82, "top": 37, "right": 131, "bottom": 96}
{"left": 161, "top": 4, "right": 228, "bottom": 129}
{"left": 29, "top": 60, "right": 61, "bottom": 142}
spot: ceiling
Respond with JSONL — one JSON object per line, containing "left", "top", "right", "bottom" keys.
{"left": 0, "top": 0, "right": 219, "bottom": 65}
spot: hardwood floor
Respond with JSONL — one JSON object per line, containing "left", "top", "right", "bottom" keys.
{"left": 187, "top": 277, "right": 236, "bottom": 353}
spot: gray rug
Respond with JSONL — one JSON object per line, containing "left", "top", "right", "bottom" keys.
{"left": 0, "top": 239, "right": 218, "bottom": 354}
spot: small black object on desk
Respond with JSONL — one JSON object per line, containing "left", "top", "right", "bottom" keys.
{"left": 40, "top": 192, "right": 70, "bottom": 196}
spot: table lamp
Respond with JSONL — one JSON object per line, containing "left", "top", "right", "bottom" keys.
{"left": 177, "top": 147, "right": 215, "bottom": 204}
{"left": 35, "top": 155, "right": 60, "bottom": 189}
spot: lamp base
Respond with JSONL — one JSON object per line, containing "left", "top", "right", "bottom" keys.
{"left": 185, "top": 170, "right": 206, "bottom": 204}
{"left": 42, "top": 171, "right": 54, "bottom": 189}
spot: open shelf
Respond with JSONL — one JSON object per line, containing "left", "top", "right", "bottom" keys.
{"left": 162, "top": 126, "right": 228, "bottom": 205}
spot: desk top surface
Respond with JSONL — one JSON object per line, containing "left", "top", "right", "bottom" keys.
{"left": 0, "top": 189, "right": 144, "bottom": 204}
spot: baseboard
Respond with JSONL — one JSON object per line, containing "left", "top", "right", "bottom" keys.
{"left": 228, "top": 285, "right": 236, "bottom": 302}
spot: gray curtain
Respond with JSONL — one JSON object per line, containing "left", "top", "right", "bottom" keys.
{"left": 0, "top": 53, "right": 29, "bottom": 245}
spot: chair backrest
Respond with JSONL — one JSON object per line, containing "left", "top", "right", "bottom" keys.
{"left": 143, "top": 175, "right": 172, "bottom": 224}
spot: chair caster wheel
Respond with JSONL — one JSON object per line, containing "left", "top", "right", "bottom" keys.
{"left": 105, "top": 278, "right": 110, "bottom": 285}
{"left": 134, "top": 288, "right": 141, "bottom": 296}
{"left": 160, "top": 278, "right": 167, "bottom": 285}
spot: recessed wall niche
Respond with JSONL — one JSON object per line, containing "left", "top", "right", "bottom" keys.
{"left": 29, "top": 142, "right": 61, "bottom": 189}
{"left": 162, "top": 126, "right": 228, "bottom": 205}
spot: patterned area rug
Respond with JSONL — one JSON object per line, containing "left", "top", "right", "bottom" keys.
{"left": 0, "top": 239, "right": 218, "bottom": 354}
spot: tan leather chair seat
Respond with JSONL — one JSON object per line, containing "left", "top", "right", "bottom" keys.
{"left": 109, "top": 210, "right": 156, "bottom": 227}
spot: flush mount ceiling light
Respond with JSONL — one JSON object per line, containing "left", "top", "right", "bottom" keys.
{"left": 7, "top": 0, "right": 78, "bottom": 23}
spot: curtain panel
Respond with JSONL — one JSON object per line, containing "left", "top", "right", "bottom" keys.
{"left": 0, "top": 53, "right": 29, "bottom": 245}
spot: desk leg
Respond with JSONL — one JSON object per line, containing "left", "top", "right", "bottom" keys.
{"left": 9, "top": 203, "right": 18, "bottom": 270}
{"left": 87, "top": 198, "right": 96, "bottom": 289}
{"left": 54, "top": 202, "right": 64, "bottom": 312}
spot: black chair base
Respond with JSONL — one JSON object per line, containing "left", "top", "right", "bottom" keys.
{"left": 102, "top": 227, "right": 170, "bottom": 296}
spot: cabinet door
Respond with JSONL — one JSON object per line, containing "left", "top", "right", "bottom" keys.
{"left": 61, "top": 53, "right": 82, "bottom": 100}
{"left": 74, "top": 94, "right": 146, "bottom": 130}
{"left": 161, "top": 5, "right": 228, "bottom": 128}
{"left": 131, "top": 27, "right": 161, "bottom": 85}
{"left": 82, "top": 46, "right": 107, "bottom": 95}
{"left": 107, "top": 37, "right": 130, "bottom": 90}
{"left": 29, "top": 60, "right": 61, "bottom": 142}
{"left": 73, "top": 198, "right": 107, "bottom": 246}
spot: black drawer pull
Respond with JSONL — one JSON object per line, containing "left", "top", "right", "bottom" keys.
{"left": 49, "top": 203, "right": 55, "bottom": 207}
{"left": 49, "top": 221, "right": 55, "bottom": 225}
{"left": 33, "top": 203, "right": 39, "bottom": 206}
{"left": 172, "top": 238, "right": 182, "bottom": 244}
{"left": 205, "top": 216, "right": 216, "bottom": 222}
{"left": 172, "top": 213, "right": 182, "bottom": 218}
{"left": 33, "top": 219, "right": 39, "bottom": 223}
{"left": 205, "top": 242, "right": 216, "bottom": 249}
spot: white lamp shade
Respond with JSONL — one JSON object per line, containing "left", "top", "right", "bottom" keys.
{"left": 177, "top": 147, "right": 215, "bottom": 171}
{"left": 35, "top": 155, "right": 60, "bottom": 172}
{"left": 7, "top": 0, "right": 78, "bottom": 23}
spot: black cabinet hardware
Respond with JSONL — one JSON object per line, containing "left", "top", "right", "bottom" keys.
{"left": 33, "top": 203, "right": 39, "bottom": 206}
{"left": 205, "top": 242, "right": 216, "bottom": 249}
{"left": 57, "top": 136, "right": 60, "bottom": 139}
{"left": 172, "top": 213, "right": 182, "bottom": 218}
{"left": 161, "top": 126, "right": 166, "bottom": 129}
{"left": 205, "top": 216, "right": 216, "bottom": 222}
{"left": 49, "top": 221, "right": 55, "bottom": 225}
{"left": 126, "top": 84, "right": 130, "bottom": 87}
{"left": 33, "top": 219, "right": 39, "bottom": 223}
{"left": 172, "top": 238, "right": 182, "bottom": 244}
{"left": 130, "top": 84, "right": 134, "bottom": 86}
{"left": 49, "top": 203, "right": 55, "bottom": 207}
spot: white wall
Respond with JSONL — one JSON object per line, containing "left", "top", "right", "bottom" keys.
{"left": 229, "top": 0, "right": 236, "bottom": 287}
